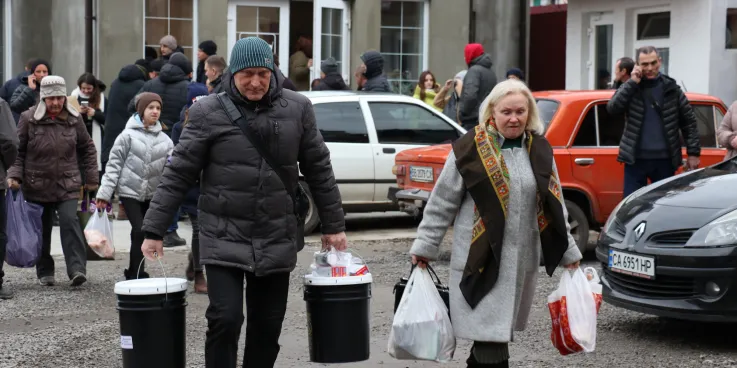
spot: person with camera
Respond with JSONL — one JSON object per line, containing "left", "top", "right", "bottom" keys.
{"left": 139, "top": 37, "right": 346, "bottom": 368}
{"left": 607, "top": 46, "right": 700, "bottom": 197}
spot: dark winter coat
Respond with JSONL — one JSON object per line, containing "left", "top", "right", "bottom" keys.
{"left": 362, "top": 75, "right": 392, "bottom": 92}
{"left": 0, "top": 100, "right": 19, "bottom": 188}
{"left": 458, "top": 53, "right": 497, "bottom": 130}
{"left": 196, "top": 60, "right": 207, "bottom": 85}
{"left": 9, "top": 77, "right": 39, "bottom": 116}
{"left": 0, "top": 71, "right": 30, "bottom": 123}
{"left": 606, "top": 75, "right": 701, "bottom": 170}
{"left": 8, "top": 106, "right": 98, "bottom": 203}
{"left": 209, "top": 75, "right": 224, "bottom": 95}
{"left": 129, "top": 62, "right": 191, "bottom": 135}
{"left": 101, "top": 64, "right": 148, "bottom": 166}
{"left": 170, "top": 120, "right": 199, "bottom": 216}
{"left": 141, "top": 69, "right": 345, "bottom": 276}
{"left": 313, "top": 73, "right": 349, "bottom": 91}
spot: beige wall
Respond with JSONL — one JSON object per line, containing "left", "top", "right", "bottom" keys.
{"left": 349, "top": 0, "right": 381, "bottom": 89}
{"left": 11, "top": 0, "right": 53, "bottom": 79}
{"left": 50, "top": 0, "right": 86, "bottom": 87}
{"left": 197, "top": 0, "right": 228, "bottom": 60}
{"left": 428, "top": 0, "right": 470, "bottom": 83}
{"left": 97, "top": 0, "right": 144, "bottom": 87}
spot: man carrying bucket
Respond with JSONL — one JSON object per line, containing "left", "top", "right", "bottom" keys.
{"left": 140, "top": 36, "right": 347, "bottom": 368}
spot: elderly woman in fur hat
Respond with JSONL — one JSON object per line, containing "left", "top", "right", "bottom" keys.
{"left": 410, "top": 79, "right": 582, "bottom": 367}
{"left": 7, "top": 76, "right": 99, "bottom": 288}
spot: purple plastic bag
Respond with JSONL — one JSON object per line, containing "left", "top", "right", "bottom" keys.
{"left": 6, "top": 190, "right": 44, "bottom": 268}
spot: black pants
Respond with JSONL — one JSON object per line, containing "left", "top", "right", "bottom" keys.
{"left": 623, "top": 158, "right": 674, "bottom": 197}
{"left": 190, "top": 214, "right": 201, "bottom": 272}
{"left": 36, "top": 199, "right": 87, "bottom": 279}
{"left": 467, "top": 353, "right": 509, "bottom": 368}
{"left": 204, "top": 265, "right": 290, "bottom": 368}
{"left": 120, "top": 198, "right": 150, "bottom": 275}
{"left": 0, "top": 190, "right": 7, "bottom": 286}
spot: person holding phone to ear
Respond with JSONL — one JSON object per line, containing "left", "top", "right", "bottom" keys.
{"left": 10, "top": 60, "right": 51, "bottom": 115}
{"left": 607, "top": 46, "right": 701, "bottom": 197}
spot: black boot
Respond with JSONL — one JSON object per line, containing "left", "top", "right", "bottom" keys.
{"left": 124, "top": 268, "right": 150, "bottom": 280}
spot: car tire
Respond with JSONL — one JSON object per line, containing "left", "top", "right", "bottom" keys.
{"left": 300, "top": 181, "right": 320, "bottom": 235}
{"left": 565, "top": 200, "right": 590, "bottom": 254}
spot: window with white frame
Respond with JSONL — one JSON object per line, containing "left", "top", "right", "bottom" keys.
{"left": 145, "top": 0, "right": 195, "bottom": 61}
{"left": 633, "top": 10, "right": 670, "bottom": 74}
{"left": 380, "top": 0, "right": 427, "bottom": 95}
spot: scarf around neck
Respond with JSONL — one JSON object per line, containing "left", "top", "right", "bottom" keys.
{"left": 452, "top": 123, "right": 569, "bottom": 309}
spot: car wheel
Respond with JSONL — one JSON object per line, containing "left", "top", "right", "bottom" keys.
{"left": 300, "top": 181, "right": 320, "bottom": 235}
{"left": 565, "top": 200, "right": 590, "bottom": 254}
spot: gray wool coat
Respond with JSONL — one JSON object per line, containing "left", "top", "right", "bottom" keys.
{"left": 410, "top": 145, "right": 583, "bottom": 344}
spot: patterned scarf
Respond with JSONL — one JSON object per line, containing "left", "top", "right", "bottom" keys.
{"left": 452, "top": 123, "right": 569, "bottom": 309}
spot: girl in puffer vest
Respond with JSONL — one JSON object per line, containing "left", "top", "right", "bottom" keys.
{"left": 95, "top": 92, "right": 174, "bottom": 280}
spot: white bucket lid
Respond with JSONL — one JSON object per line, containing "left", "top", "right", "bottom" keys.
{"left": 114, "top": 277, "right": 188, "bottom": 296}
{"left": 304, "top": 273, "right": 373, "bottom": 286}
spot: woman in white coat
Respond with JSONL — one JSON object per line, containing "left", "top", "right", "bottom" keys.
{"left": 95, "top": 92, "right": 173, "bottom": 280}
{"left": 69, "top": 73, "right": 106, "bottom": 177}
{"left": 410, "top": 79, "right": 582, "bottom": 367}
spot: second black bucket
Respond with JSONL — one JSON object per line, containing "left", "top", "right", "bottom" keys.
{"left": 115, "top": 277, "right": 188, "bottom": 368}
{"left": 304, "top": 274, "right": 372, "bottom": 363}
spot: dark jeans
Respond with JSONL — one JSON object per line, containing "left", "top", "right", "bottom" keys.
{"left": 190, "top": 214, "right": 201, "bottom": 271}
{"left": 204, "top": 265, "right": 290, "bottom": 368}
{"left": 167, "top": 210, "right": 179, "bottom": 233}
{"left": 0, "top": 190, "right": 6, "bottom": 286}
{"left": 623, "top": 158, "right": 675, "bottom": 197}
{"left": 36, "top": 199, "right": 87, "bottom": 279}
{"left": 120, "top": 198, "right": 150, "bottom": 275}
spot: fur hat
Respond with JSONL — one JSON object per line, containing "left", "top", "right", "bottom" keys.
{"left": 33, "top": 76, "right": 79, "bottom": 120}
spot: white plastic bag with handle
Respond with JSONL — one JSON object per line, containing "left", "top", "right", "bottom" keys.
{"left": 388, "top": 267, "right": 455, "bottom": 362}
{"left": 565, "top": 268, "right": 597, "bottom": 352}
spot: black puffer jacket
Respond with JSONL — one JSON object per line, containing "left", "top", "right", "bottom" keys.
{"left": 458, "top": 53, "right": 497, "bottom": 130}
{"left": 101, "top": 64, "right": 148, "bottom": 165}
{"left": 1, "top": 71, "right": 30, "bottom": 123}
{"left": 362, "top": 75, "right": 392, "bottom": 92}
{"left": 129, "top": 62, "right": 191, "bottom": 135}
{"left": 9, "top": 77, "right": 39, "bottom": 116}
{"left": 142, "top": 69, "right": 345, "bottom": 276}
{"left": 606, "top": 74, "right": 700, "bottom": 170}
{"left": 313, "top": 73, "right": 349, "bottom": 91}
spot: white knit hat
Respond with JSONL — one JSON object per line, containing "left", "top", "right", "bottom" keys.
{"left": 34, "top": 75, "right": 79, "bottom": 120}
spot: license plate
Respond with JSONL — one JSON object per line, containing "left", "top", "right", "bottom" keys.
{"left": 409, "top": 166, "right": 434, "bottom": 183}
{"left": 608, "top": 249, "right": 655, "bottom": 279}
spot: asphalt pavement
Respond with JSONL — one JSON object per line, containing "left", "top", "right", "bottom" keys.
{"left": 2, "top": 213, "right": 736, "bottom": 367}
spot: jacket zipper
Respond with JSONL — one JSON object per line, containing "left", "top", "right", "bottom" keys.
{"left": 273, "top": 121, "right": 280, "bottom": 161}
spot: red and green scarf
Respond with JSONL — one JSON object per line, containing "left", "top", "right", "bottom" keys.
{"left": 452, "top": 124, "right": 569, "bottom": 309}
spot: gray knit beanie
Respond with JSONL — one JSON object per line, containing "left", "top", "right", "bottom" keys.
{"left": 229, "top": 37, "right": 274, "bottom": 74}
{"left": 160, "top": 35, "right": 177, "bottom": 50}
{"left": 321, "top": 57, "right": 339, "bottom": 75}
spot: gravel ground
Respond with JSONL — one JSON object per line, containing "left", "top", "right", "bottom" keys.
{"left": 1, "top": 236, "right": 736, "bottom": 367}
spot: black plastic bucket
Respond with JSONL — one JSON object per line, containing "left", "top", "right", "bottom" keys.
{"left": 303, "top": 274, "right": 372, "bottom": 363}
{"left": 115, "top": 277, "right": 189, "bottom": 368}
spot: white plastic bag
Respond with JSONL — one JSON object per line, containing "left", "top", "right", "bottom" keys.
{"left": 84, "top": 211, "right": 115, "bottom": 259}
{"left": 388, "top": 267, "right": 455, "bottom": 362}
{"left": 547, "top": 268, "right": 598, "bottom": 355}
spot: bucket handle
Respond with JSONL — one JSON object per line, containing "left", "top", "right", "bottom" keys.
{"left": 344, "top": 247, "right": 371, "bottom": 276}
{"left": 136, "top": 251, "right": 169, "bottom": 302}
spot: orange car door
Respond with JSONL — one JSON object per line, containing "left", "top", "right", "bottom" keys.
{"left": 675, "top": 103, "right": 729, "bottom": 173}
{"left": 568, "top": 102, "right": 626, "bottom": 223}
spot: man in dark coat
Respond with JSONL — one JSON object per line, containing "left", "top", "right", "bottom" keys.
{"left": 101, "top": 63, "right": 149, "bottom": 172}
{"left": 129, "top": 52, "right": 192, "bottom": 137}
{"left": 359, "top": 50, "right": 392, "bottom": 92}
{"left": 458, "top": 43, "right": 497, "bottom": 131}
{"left": 0, "top": 58, "right": 37, "bottom": 123}
{"left": 312, "top": 57, "right": 349, "bottom": 91}
{"left": 0, "top": 99, "right": 19, "bottom": 299}
{"left": 140, "top": 37, "right": 346, "bottom": 368}
{"left": 197, "top": 40, "right": 218, "bottom": 85}
{"left": 607, "top": 46, "right": 700, "bottom": 197}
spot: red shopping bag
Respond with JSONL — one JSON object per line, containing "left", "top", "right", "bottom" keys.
{"left": 548, "top": 267, "right": 603, "bottom": 356}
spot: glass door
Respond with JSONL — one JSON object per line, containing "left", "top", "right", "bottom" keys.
{"left": 312, "top": 0, "right": 351, "bottom": 83}
{"left": 227, "top": 1, "right": 290, "bottom": 75}
{"left": 588, "top": 13, "right": 614, "bottom": 89}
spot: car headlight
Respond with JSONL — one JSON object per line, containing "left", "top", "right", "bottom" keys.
{"left": 686, "top": 209, "right": 737, "bottom": 247}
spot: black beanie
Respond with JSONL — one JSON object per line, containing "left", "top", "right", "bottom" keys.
{"left": 169, "top": 52, "right": 193, "bottom": 75}
{"left": 360, "top": 51, "right": 384, "bottom": 79}
{"left": 150, "top": 58, "right": 166, "bottom": 73}
{"left": 30, "top": 59, "right": 52, "bottom": 75}
{"left": 198, "top": 40, "right": 218, "bottom": 56}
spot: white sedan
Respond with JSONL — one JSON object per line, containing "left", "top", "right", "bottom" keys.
{"left": 299, "top": 91, "right": 466, "bottom": 233}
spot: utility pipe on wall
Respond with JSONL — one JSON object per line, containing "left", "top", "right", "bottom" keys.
{"left": 85, "top": 0, "right": 93, "bottom": 73}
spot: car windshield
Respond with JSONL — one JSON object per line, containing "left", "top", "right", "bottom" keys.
{"left": 535, "top": 99, "right": 559, "bottom": 133}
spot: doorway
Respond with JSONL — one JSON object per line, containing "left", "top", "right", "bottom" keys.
{"left": 588, "top": 12, "right": 614, "bottom": 89}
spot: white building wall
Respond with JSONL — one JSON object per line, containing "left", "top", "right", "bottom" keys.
{"left": 710, "top": 0, "right": 737, "bottom": 105}
{"left": 566, "top": 0, "right": 713, "bottom": 97}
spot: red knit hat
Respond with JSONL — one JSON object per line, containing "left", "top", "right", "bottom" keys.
{"left": 465, "top": 43, "right": 484, "bottom": 65}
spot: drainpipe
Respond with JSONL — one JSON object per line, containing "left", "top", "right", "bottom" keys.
{"left": 85, "top": 0, "right": 94, "bottom": 73}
